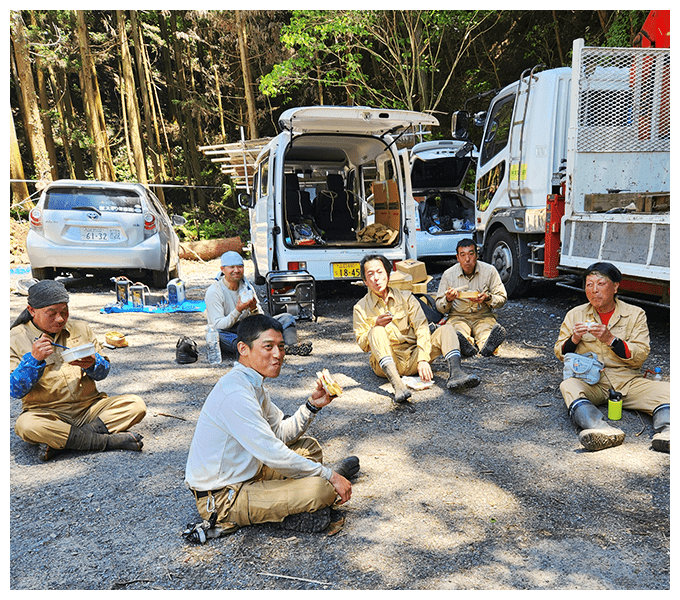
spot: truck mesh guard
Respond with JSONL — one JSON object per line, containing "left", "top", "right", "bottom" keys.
{"left": 576, "top": 46, "right": 670, "bottom": 153}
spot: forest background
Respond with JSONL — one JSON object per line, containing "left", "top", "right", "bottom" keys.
{"left": 9, "top": 9, "right": 650, "bottom": 243}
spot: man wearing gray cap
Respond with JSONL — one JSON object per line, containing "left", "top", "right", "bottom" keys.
{"left": 10, "top": 280, "right": 147, "bottom": 461}
{"left": 204, "top": 251, "right": 311, "bottom": 358}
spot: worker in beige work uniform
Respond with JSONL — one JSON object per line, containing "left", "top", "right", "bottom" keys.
{"left": 554, "top": 262, "right": 670, "bottom": 453}
{"left": 436, "top": 238, "right": 508, "bottom": 357}
{"left": 10, "top": 280, "right": 146, "bottom": 461}
{"left": 183, "top": 314, "right": 359, "bottom": 543}
{"left": 353, "top": 254, "right": 479, "bottom": 409}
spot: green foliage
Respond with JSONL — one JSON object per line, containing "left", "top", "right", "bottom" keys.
{"left": 179, "top": 186, "right": 251, "bottom": 242}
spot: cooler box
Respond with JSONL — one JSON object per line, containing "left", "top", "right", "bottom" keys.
{"left": 266, "top": 270, "right": 317, "bottom": 321}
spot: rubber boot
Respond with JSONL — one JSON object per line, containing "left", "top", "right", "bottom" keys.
{"left": 332, "top": 456, "right": 360, "bottom": 479}
{"left": 569, "top": 398, "right": 625, "bottom": 451}
{"left": 383, "top": 362, "right": 412, "bottom": 404}
{"left": 456, "top": 331, "right": 478, "bottom": 358}
{"left": 480, "top": 324, "right": 506, "bottom": 357}
{"left": 283, "top": 326, "right": 312, "bottom": 356}
{"left": 64, "top": 425, "right": 144, "bottom": 453}
{"left": 651, "top": 403, "right": 670, "bottom": 453}
{"left": 446, "top": 354, "right": 480, "bottom": 391}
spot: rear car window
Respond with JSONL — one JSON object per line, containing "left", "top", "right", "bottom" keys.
{"left": 44, "top": 188, "right": 144, "bottom": 213}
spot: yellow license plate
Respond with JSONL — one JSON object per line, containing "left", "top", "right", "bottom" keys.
{"left": 332, "top": 262, "right": 361, "bottom": 279}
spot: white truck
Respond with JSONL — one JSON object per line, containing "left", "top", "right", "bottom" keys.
{"left": 450, "top": 38, "right": 670, "bottom": 305}
{"left": 237, "top": 106, "right": 438, "bottom": 284}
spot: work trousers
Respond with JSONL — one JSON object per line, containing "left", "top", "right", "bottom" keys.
{"left": 14, "top": 393, "right": 147, "bottom": 449}
{"left": 367, "top": 323, "right": 459, "bottom": 378}
{"left": 447, "top": 314, "right": 498, "bottom": 348}
{"left": 560, "top": 375, "right": 669, "bottom": 415}
{"left": 193, "top": 436, "right": 337, "bottom": 534}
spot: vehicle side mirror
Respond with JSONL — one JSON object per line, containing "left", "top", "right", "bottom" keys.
{"left": 238, "top": 192, "right": 254, "bottom": 209}
{"left": 451, "top": 111, "right": 470, "bottom": 140}
{"left": 172, "top": 215, "right": 187, "bottom": 226}
{"left": 473, "top": 111, "right": 487, "bottom": 128}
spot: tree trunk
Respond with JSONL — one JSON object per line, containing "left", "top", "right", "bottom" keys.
{"left": 130, "top": 10, "right": 165, "bottom": 203}
{"left": 10, "top": 107, "right": 31, "bottom": 208}
{"left": 10, "top": 11, "right": 53, "bottom": 189}
{"left": 116, "top": 10, "right": 147, "bottom": 184}
{"left": 170, "top": 11, "right": 206, "bottom": 210}
{"left": 56, "top": 67, "right": 87, "bottom": 179}
{"left": 235, "top": 11, "right": 259, "bottom": 139}
{"left": 28, "top": 10, "right": 59, "bottom": 180}
{"left": 76, "top": 9, "right": 115, "bottom": 181}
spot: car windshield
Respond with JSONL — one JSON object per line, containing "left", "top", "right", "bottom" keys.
{"left": 44, "top": 188, "right": 143, "bottom": 213}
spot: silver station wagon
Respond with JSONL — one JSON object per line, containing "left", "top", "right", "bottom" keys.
{"left": 26, "top": 180, "right": 186, "bottom": 288}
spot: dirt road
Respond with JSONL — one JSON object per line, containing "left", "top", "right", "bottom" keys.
{"left": 8, "top": 258, "right": 670, "bottom": 590}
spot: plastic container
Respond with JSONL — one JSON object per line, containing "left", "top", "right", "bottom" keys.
{"left": 608, "top": 389, "right": 623, "bottom": 420}
{"left": 167, "top": 278, "right": 186, "bottom": 305}
{"left": 653, "top": 367, "right": 663, "bottom": 381}
{"left": 206, "top": 326, "right": 222, "bottom": 364}
{"left": 61, "top": 342, "right": 96, "bottom": 363}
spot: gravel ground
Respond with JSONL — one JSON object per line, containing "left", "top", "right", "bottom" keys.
{"left": 8, "top": 257, "right": 671, "bottom": 590}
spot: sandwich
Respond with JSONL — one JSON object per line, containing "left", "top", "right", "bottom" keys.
{"left": 317, "top": 368, "right": 343, "bottom": 397}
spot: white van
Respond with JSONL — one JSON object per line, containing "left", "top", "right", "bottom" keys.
{"left": 238, "top": 106, "right": 438, "bottom": 283}
{"left": 409, "top": 139, "right": 478, "bottom": 260}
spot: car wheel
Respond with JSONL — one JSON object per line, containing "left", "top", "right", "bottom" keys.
{"left": 484, "top": 228, "right": 530, "bottom": 297}
{"left": 252, "top": 253, "right": 265, "bottom": 285}
{"left": 151, "top": 255, "right": 170, "bottom": 289}
{"left": 31, "top": 267, "right": 53, "bottom": 280}
{"left": 169, "top": 258, "right": 180, "bottom": 281}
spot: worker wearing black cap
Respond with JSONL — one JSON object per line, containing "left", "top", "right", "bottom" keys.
{"left": 10, "top": 280, "right": 147, "bottom": 461}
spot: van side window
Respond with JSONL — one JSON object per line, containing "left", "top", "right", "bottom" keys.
{"left": 259, "top": 155, "right": 269, "bottom": 199}
{"left": 480, "top": 95, "right": 514, "bottom": 166}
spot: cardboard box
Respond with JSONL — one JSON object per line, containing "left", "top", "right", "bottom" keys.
{"left": 388, "top": 270, "right": 412, "bottom": 290}
{"left": 373, "top": 180, "right": 401, "bottom": 231}
{"left": 395, "top": 258, "right": 428, "bottom": 283}
{"left": 410, "top": 275, "right": 433, "bottom": 295}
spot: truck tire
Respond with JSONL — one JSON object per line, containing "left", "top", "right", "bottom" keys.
{"left": 484, "top": 228, "right": 530, "bottom": 297}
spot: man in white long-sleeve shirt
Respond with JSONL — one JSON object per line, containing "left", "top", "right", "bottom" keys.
{"left": 184, "top": 314, "right": 358, "bottom": 542}
{"left": 204, "top": 251, "right": 311, "bottom": 358}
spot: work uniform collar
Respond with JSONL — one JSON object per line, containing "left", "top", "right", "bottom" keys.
{"left": 460, "top": 263, "right": 479, "bottom": 280}
{"left": 368, "top": 286, "right": 397, "bottom": 310}
{"left": 586, "top": 297, "right": 623, "bottom": 327}
{"left": 232, "top": 360, "right": 265, "bottom": 388}
{"left": 24, "top": 319, "right": 72, "bottom": 344}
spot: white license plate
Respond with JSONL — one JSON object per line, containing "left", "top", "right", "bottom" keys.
{"left": 332, "top": 262, "right": 361, "bottom": 279}
{"left": 80, "top": 228, "right": 121, "bottom": 241}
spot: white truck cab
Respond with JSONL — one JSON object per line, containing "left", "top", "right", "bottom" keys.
{"left": 239, "top": 106, "right": 438, "bottom": 283}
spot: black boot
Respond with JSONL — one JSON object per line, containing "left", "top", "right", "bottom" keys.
{"left": 280, "top": 507, "right": 331, "bottom": 533}
{"left": 480, "top": 324, "right": 506, "bottom": 357}
{"left": 446, "top": 353, "right": 480, "bottom": 391}
{"left": 456, "top": 331, "right": 478, "bottom": 357}
{"left": 383, "top": 362, "right": 412, "bottom": 404}
{"left": 569, "top": 398, "right": 625, "bottom": 451}
{"left": 651, "top": 404, "right": 670, "bottom": 453}
{"left": 332, "top": 456, "right": 360, "bottom": 479}
{"left": 64, "top": 425, "right": 144, "bottom": 453}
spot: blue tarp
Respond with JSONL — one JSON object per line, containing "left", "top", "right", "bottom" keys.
{"left": 100, "top": 300, "right": 205, "bottom": 314}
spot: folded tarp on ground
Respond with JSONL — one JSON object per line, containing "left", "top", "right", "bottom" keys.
{"left": 101, "top": 300, "right": 205, "bottom": 314}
